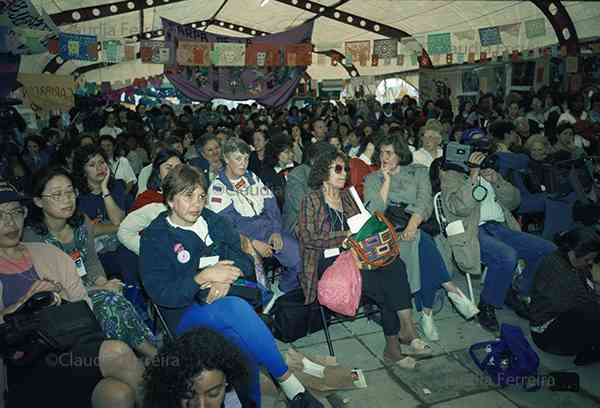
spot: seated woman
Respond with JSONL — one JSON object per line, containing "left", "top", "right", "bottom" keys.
{"left": 529, "top": 227, "right": 600, "bottom": 365}
{"left": 364, "top": 134, "right": 478, "bottom": 342}
{"left": 139, "top": 164, "right": 322, "bottom": 408}
{"left": 296, "top": 149, "right": 422, "bottom": 367}
{"left": 143, "top": 328, "right": 249, "bottom": 408}
{"left": 73, "top": 145, "right": 135, "bottom": 283}
{"left": 22, "top": 167, "right": 157, "bottom": 360}
{"left": 0, "top": 183, "right": 144, "bottom": 408}
{"left": 549, "top": 122, "right": 586, "bottom": 161}
{"left": 259, "top": 133, "right": 298, "bottom": 209}
{"left": 207, "top": 138, "right": 303, "bottom": 293}
{"left": 412, "top": 121, "right": 443, "bottom": 168}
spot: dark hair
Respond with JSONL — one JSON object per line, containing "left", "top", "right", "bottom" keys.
{"left": 305, "top": 142, "right": 336, "bottom": 166}
{"left": 98, "top": 134, "right": 115, "bottom": 146}
{"left": 198, "top": 134, "right": 219, "bottom": 150}
{"left": 27, "top": 166, "right": 84, "bottom": 236}
{"left": 264, "top": 133, "right": 293, "bottom": 167}
{"left": 143, "top": 328, "right": 248, "bottom": 408}
{"left": 555, "top": 227, "right": 600, "bottom": 258}
{"left": 374, "top": 133, "right": 413, "bottom": 167}
{"left": 147, "top": 149, "right": 183, "bottom": 191}
{"left": 488, "top": 120, "right": 516, "bottom": 142}
{"left": 308, "top": 148, "right": 348, "bottom": 190}
{"left": 72, "top": 145, "right": 110, "bottom": 194}
{"left": 162, "top": 164, "right": 206, "bottom": 213}
{"left": 555, "top": 121, "right": 574, "bottom": 137}
{"left": 429, "top": 157, "right": 443, "bottom": 194}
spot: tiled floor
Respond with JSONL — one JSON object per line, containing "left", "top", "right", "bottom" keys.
{"left": 263, "top": 276, "right": 600, "bottom": 408}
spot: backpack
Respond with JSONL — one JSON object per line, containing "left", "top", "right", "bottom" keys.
{"left": 270, "top": 289, "right": 325, "bottom": 343}
{"left": 469, "top": 324, "right": 540, "bottom": 390}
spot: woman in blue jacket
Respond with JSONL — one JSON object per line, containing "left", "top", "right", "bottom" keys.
{"left": 139, "top": 164, "right": 322, "bottom": 408}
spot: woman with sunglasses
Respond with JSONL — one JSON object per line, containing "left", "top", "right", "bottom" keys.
{"left": 22, "top": 166, "right": 157, "bottom": 360}
{"left": 0, "top": 183, "right": 144, "bottom": 408}
{"left": 363, "top": 133, "right": 479, "bottom": 343}
{"left": 139, "top": 164, "right": 322, "bottom": 408}
{"left": 206, "top": 137, "right": 303, "bottom": 293}
{"left": 296, "top": 149, "right": 418, "bottom": 369}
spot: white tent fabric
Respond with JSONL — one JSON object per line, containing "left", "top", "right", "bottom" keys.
{"left": 18, "top": 0, "right": 600, "bottom": 81}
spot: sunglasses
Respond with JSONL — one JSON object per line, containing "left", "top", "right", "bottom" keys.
{"left": 330, "top": 164, "right": 349, "bottom": 174}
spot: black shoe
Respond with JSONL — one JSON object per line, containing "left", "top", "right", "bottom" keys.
{"left": 289, "top": 391, "right": 324, "bottom": 408}
{"left": 574, "top": 346, "right": 600, "bottom": 366}
{"left": 504, "top": 288, "right": 530, "bottom": 320}
{"left": 477, "top": 301, "right": 499, "bottom": 333}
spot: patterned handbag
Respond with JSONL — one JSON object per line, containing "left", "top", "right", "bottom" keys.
{"left": 344, "top": 211, "right": 399, "bottom": 270}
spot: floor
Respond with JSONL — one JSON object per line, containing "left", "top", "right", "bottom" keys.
{"left": 260, "top": 275, "right": 600, "bottom": 408}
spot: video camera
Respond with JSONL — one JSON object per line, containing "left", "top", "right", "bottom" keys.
{"left": 442, "top": 140, "right": 498, "bottom": 174}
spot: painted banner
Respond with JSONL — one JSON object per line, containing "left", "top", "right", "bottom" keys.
{"left": 0, "top": 0, "right": 57, "bottom": 54}
{"left": 285, "top": 43, "right": 312, "bottom": 66}
{"left": 245, "top": 43, "right": 281, "bottom": 66}
{"left": 17, "top": 73, "right": 75, "bottom": 111}
{"left": 59, "top": 33, "right": 98, "bottom": 61}
{"left": 212, "top": 42, "right": 246, "bottom": 66}
{"left": 123, "top": 44, "right": 136, "bottom": 61}
{"left": 140, "top": 40, "right": 174, "bottom": 64}
{"left": 373, "top": 38, "right": 397, "bottom": 58}
{"left": 176, "top": 40, "right": 211, "bottom": 66}
{"left": 479, "top": 26, "right": 502, "bottom": 47}
{"left": 345, "top": 40, "right": 370, "bottom": 66}
{"left": 427, "top": 32, "right": 451, "bottom": 55}
{"left": 163, "top": 18, "right": 313, "bottom": 107}
{"left": 525, "top": 18, "right": 546, "bottom": 39}
{"left": 102, "top": 39, "right": 122, "bottom": 63}
{"left": 455, "top": 30, "right": 475, "bottom": 42}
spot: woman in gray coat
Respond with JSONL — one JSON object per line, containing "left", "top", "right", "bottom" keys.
{"left": 364, "top": 133, "right": 478, "bottom": 342}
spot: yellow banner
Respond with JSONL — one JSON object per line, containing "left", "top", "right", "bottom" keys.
{"left": 17, "top": 73, "right": 76, "bottom": 112}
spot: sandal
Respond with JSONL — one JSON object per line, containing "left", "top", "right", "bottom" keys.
{"left": 399, "top": 338, "right": 432, "bottom": 356}
{"left": 383, "top": 353, "right": 417, "bottom": 369}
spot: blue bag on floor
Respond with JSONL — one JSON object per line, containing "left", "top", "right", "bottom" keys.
{"left": 469, "top": 323, "right": 540, "bottom": 390}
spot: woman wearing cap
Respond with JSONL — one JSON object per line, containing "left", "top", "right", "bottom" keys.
{"left": 139, "top": 164, "right": 322, "bottom": 408}
{"left": 22, "top": 167, "right": 157, "bottom": 360}
{"left": 0, "top": 182, "right": 144, "bottom": 408}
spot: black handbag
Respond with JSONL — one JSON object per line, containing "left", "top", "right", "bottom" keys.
{"left": 385, "top": 204, "right": 440, "bottom": 237}
{"left": 270, "top": 289, "right": 326, "bottom": 343}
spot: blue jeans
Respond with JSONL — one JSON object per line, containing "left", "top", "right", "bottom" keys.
{"left": 414, "top": 231, "right": 451, "bottom": 311}
{"left": 479, "top": 222, "right": 556, "bottom": 307}
{"left": 176, "top": 297, "right": 288, "bottom": 407}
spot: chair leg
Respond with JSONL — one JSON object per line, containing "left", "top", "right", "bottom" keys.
{"left": 319, "top": 305, "right": 335, "bottom": 357}
{"left": 465, "top": 273, "right": 475, "bottom": 304}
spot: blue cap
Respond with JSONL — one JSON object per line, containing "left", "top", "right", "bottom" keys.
{"left": 0, "top": 184, "right": 28, "bottom": 204}
{"left": 460, "top": 128, "right": 487, "bottom": 144}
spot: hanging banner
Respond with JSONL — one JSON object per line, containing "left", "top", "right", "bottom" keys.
{"left": 285, "top": 43, "right": 312, "bottom": 66}
{"left": 13, "top": 27, "right": 52, "bottom": 54}
{"left": 102, "top": 39, "right": 122, "bottom": 63}
{"left": 373, "top": 38, "right": 397, "bottom": 59}
{"left": 123, "top": 44, "right": 136, "bottom": 61}
{"left": 176, "top": 40, "right": 211, "bottom": 66}
{"left": 479, "top": 26, "right": 502, "bottom": 47}
{"left": 163, "top": 18, "right": 313, "bottom": 107}
{"left": 17, "top": 73, "right": 75, "bottom": 111}
{"left": 246, "top": 43, "right": 281, "bottom": 66}
{"left": 345, "top": 40, "right": 370, "bottom": 66}
{"left": 401, "top": 37, "right": 421, "bottom": 53}
{"left": 455, "top": 30, "right": 475, "bottom": 42}
{"left": 59, "top": 33, "right": 97, "bottom": 61}
{"left": 0, "top": 0, "right": 57, "bottom": 54}
{"left": 211, "top": 42, "right": 246, "bottom": 66}
{"left": 409, "top": 53, "right": 418, "bottom": 66}
{"left": 457, "top": 52, "right": 465, "bottom": 64}
{"left": 140, "top": 40, "right": 174, "bottom": 64}
{"left": 396, "top": 54, "right": 404, "bottom": 66}
{"left": 499, "top": 23, "right": 521, "bottom": 39}
{"left": 525, "top": 18, "right": 546, "bottom": 39}
{"left": 427, "top": 32, "right": 451, "bottom": 55}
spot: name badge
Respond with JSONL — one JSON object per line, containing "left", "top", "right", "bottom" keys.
{"left": 324, "top": 248, "right": 341, "bottom": 258}
{"left": 199, "top": 256, "right": 220, "bottom": 269}
{"left": 70, "top": 250, "right": 88, "bottom": 277}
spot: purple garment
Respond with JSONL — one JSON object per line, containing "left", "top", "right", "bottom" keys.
{"left": 162, "top": 18, "right": 314, "bottom": 107}
{"left": 0, "top": 265, "right": 38, "bottom": 308}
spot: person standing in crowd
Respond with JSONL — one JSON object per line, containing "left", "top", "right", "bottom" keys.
{"left": 23, "top": 167, "right": 157, "bottom": 360}
{"left": 207, "top": 138, "right": 303, "bottom": 293}
{"left": 248, "top": 129, "right": 269, "bottom": 175}
{"left": 139, "top": 164, "right": 323, "bottom": 408}
{"left": 529, "top": 227, "right": 600, "bottom": 366}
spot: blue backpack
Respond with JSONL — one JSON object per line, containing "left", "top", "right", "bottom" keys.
{"left": 469, "top": 324, "right": 540, "bottom": 390}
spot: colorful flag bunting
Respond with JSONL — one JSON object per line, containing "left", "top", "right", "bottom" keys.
{"left": 345, "top": 40, "right": 371, "bottom": 66}
{"left": 59, "top": 33, "right": 97, "bottom": 61}
{"left": 246, "top": 43, "right": 281, "bottom": 66}
{"left": 427, "top": 32, "right": 451, "bottom": 55}
{"left": 479, "top": 26, "right": 502, "bottom": 47}
{"left": 285, "top": 43, "right": 312, "bottom": 66}
{"left": 176, "top": 40, "right": 211, "bottom": 66}
{"left": 102, "top": 39, "right": 122, "bottom": 63}
{"left": 211, "top": 43, "right": 246, "bottom": 66}
{"left": 373, "top": 38, "right": 397, "bottom": 58}
{"left": 525, "top": 18, "right": 546, "bottom": 39}
{"left": 140, "top": 40, "right": 173, "bottom": 64}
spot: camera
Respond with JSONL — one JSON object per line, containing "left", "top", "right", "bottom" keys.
{"left": 443, "top": 141, "right": 498, "bottom": 174}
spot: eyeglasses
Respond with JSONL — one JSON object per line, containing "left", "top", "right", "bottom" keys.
{"left": 330, "top": 164, "right": 349, "bottom": 174}
{"left": 40, "top": 190, "right": 77, "bottom": 202}
{"left": 0, "top": 207, "right": 26, "bottom": 226}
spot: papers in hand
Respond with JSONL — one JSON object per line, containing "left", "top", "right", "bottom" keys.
{"left": 346, "top": 186, "right": 371, "bottom": 233}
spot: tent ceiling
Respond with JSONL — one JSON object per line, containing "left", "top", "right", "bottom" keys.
{"left": 20, "top": 0, "right": 600, "bottom": 80}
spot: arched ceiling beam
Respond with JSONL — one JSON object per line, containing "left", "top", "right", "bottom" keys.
{"left": 271, "top": 0, "right": 430, "bottom": 67}
{"left": 530, "top": 0, "right": 579, "bottom": 56}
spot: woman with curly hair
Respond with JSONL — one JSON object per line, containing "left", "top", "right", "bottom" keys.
{"left": 296, "top": 149, "right": 417, "bottom": 369}
{"left": 22, "top": 166, "right": 157, "bottom": 359}
{"left": 143, "top": 328, "right": 249, "bottom": 408}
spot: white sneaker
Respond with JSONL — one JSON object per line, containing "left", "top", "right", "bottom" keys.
{"left": 448, "top": 291, "right": 479, "bottom": 320}
{"left": 420, "top": 312, "right": 439, "bottom": 342}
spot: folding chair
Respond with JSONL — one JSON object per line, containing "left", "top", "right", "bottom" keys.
{"left": 433, "top": 191, "right": 476, "bottom": 303}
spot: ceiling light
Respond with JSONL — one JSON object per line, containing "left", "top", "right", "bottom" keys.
{"left": 260, "top": 0, "right": 270, "bottom": 6}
